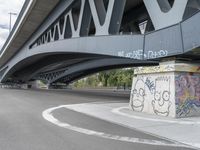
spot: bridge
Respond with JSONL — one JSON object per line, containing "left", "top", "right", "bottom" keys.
{"left": 1, "top": 0, "right": 200, "bottom": 118}
{"left": 0, "top": 0, "right": 200, "bottom": 85}
{"left": 1, "top": 1, "right": 200, "bottom": 149}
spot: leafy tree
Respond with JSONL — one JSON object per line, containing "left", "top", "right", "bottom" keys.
{"left": 73, "top": 68, "right": 134, "bottom": 89}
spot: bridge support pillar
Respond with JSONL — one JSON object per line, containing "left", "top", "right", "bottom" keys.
{"left": 21, "top": 84, "right": 29, "bottom": 89}
{"left": 47, "top": 83, "right": 53, "bottom": 89}
{"left": 19, "top": 81, "right": 46, "bottom": 89}
{"left": 129, "top": 60, "right": 200, "bottom": 118}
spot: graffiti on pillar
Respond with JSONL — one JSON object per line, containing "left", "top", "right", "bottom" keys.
{"left": 175, "top": 73, "right": 200, "bottom": 117}
{"left": 134, "top": 64, "right": 175, "bottom": 74}
{"left": 152, "top": 77, "right": 172, "bottom": 117}
{"left": 130, "top": 78, "right": 145, "bottom": 112}
{"left": 130, "top": 74, "right": 173, "bottom": 117}
{"left": 145, "top": 77, "right": 155, "bottom": 94}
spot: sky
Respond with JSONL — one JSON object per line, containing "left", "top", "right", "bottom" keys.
{"left": 0, "top": 0, "right": 25, "bottom": 50}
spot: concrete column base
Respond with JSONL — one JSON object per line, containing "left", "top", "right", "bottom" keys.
{"left": 21, "top": 84, "right": 29, "bottom": 89}
{"left": 129, "top": 61, "right": 200, "bottom": 118}
{"left": 26, "top": 80, "right": 48, "bottom": 89}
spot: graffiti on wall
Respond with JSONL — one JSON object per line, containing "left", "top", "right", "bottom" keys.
{"left": 145, "top": 77, "right": 155, "bottom": 94}
{"left": 144, "top": 50, "right": 168, "bottom": 59}
{"left": 152, "top": 77, "right": 172, "bottom": 116}
{"left": 176, "top": 64, "right": 200, "bottom": 73}
{"left": 175, "top": 73, "right": 200, "bottom": 117}
{"left": 130, "top": 78, "right": 145, "bottom": 112}
{"left": 118, "top": 50, "right": 143, "bottom": 59}
{"left": 130, "top": 75, "right": 172, "bottom": 117}
{"left": 134, "top": 64, "right": 175, "bottom": 74}
{"left": 117, "top": 49, "right": 169, "bottom": 60}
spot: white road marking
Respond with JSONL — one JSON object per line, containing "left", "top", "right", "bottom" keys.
{"left": 42, "top": 105, "right": 189, "bottom": 148}
{"left": 112, "top": 107, "right": 200, "bottom": 125}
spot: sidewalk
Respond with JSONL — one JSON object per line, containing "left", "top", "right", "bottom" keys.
{"left": 65, "top": 102, "right": 200, "bottom": 149}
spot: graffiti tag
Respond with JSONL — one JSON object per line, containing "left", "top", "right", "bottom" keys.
{"left": 118, "top": 50, "right": 143, "bottom": 59}
{"left": 145, "top": 50, "right": 168, "bottom": 59}
{"left": 118, "top": 49, "right": 169, "bottom": 59}
{"left": 145, "top": 77, "right": 155, "bottom": 94}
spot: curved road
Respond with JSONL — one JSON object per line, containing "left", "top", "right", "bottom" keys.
{"left": 0, "top": 88, "right": 196, "bottom": 150}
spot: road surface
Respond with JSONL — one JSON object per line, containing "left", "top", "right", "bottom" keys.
{"left": 0, "top": 88, "right": 196, "bottom": 150}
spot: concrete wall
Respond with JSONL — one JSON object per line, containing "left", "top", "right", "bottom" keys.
{"left": 130, "top": 72, "right": 176, "bottom": 117}
{"left": 27, "top": 80, "right": 47, "bottom": 89}
{"left": 130, "top": 62, "right": 200, "bottom": 118}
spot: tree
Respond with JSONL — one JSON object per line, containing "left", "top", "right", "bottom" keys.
{"left": 72, "top": 68, "right": 134, "bottom": 88}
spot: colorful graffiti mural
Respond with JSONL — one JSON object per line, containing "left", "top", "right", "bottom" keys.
{"left": 175, "top": 73, "right": 200, "bottom": 117}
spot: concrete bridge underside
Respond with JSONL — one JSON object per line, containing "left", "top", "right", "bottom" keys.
{"left": 3, "top": 52, "right": 157, "bottom": 84}
{"left": 0, "top": 0, "right": 200, "bottom": 85}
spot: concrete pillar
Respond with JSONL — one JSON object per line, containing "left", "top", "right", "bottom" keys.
{"left": 46, "top": 83, "right": 52, "bottom": 89}
{"left": 26, "top": 80, "right": 48, "bottom": 89}
{"left": 21, "top": 84, "right": 29, "bottom": 89}
{"left": 129, "top": 61, "right": 200, "bottom": 118}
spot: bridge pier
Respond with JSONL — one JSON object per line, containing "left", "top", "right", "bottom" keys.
{"left": 129, "top": 60, "right": 200, "bottom": 118}
{"left": 21, "top": 81, "right": 47, "bottom": 89}
{"left": 20, "top": 84, "right": 29, "bottom": 89}
{"left": 46, "top": 83, "right": 53, "bottom": 89}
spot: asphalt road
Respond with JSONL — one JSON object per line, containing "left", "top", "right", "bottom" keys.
{"left": 0, "top": 88, "right": 196, "bottom": 150}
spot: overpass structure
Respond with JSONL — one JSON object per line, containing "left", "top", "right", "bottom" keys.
{"left": 0, "top": 0, "right": 200, "bottom": 117}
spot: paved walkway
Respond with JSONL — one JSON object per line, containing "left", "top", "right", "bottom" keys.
{"left": 65, "top": 102, "right": 200, "bottom": 149}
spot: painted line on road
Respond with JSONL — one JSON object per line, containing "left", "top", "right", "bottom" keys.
{"left": 112, "top": 107, "right": 200, "bottom": 125}
{"left": 42, "top": 105, "right": 189, "bottom": 148}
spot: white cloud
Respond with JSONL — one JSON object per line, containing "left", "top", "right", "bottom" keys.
{"left": 0, "top": 28, "right": 9, "bottom": 48}
{"left": 0, "top": 0, "right": 25, "bottom": 50}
